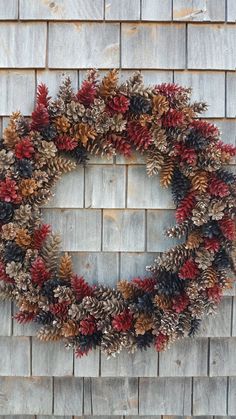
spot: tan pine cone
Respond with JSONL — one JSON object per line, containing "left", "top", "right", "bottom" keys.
{"left": 154, "top": 295, "right": 171, "bottom": 310}
{"left": 185, "top": 231, "right": 203, "bottom": 249}
{"left": 74, "top": 123, "right": 96, "bottom": 145}
{"left": 55, "top": 115, "right": 71, "bottom": 133}
{"left": 160, "top": 157, "right": 174, "bottom": 188}
{"left": 19, "top": 179, "right": 38, "bottom": 197}
{"left": 134, "top": 314, "right": 153, "bottom": 335}
{"left": 117, "top": 280, "right": 139, "bottom": 300}
{"left": 61, "top": 320, "right": 79, "bottom": 338}
{"left": 192, "top": 171, "right": 208, "bottom": 193}
{"left": 59, "top": 253, "right": 73, "bottom": 280}
{"left": 1, "top": 222, "right": 17, "bottom": 240}
{"left": 152, "top": 94, "right": 169, "bottom": 116}
{"left": 15, "top": 228, "right": 32, "bottom": 248}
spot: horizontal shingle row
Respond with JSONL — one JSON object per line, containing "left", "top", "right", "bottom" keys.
{"left": 0, "top": 70, "right": 235, "bottom": 118}
{"left": 2, "top": 0, "right": 235, "bottom": 22}
{"left": 0, "top": 23, "right": 235, "bottom": 69}
{"left": 0, "top": 376, "right": 235, "bottom": 415}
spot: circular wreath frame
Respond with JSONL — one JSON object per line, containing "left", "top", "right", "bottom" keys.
{"left": 0, "top": 70, "right": 235, "bottom": 358}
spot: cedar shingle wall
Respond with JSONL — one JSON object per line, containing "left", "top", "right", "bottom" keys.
{"left": 0, "top": 0, "right": 235, "bottom": 417}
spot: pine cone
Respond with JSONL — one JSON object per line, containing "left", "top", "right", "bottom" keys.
{"left": 152, "top": 94, "right": 169, "bottom": 116}
{"left": 0, "top": 202, "right": 14, "bottom": 223}
{"left": 4, "top": 242, "right": 26, "bottom": 263}
{"left": 15, "top": 159, "right": 33, "bottom": 178}
{"left": 59, "top": 253, "right": 73, "bottom": 280}
{"left": 130, "top": 95, "right": 151, "bottom": 114}
{"left": 15, "top": 228, "right": 32, "bottom": 248}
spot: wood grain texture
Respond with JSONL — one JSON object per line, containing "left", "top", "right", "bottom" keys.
{"left": 20, "top": 0, "right": 104, "bottom": 20}
{"left": 0, "top": 70, "right": 35, "bottom": 116}
{"left": 100, "top": 348, "right": 158, "bottom": 377}
{"left": 139, "top": 377, "right": 192, "bottom": 415}
{"left": 103, "top": 209, "right": 145, "bottom": 251}
{"left": 74, "top": 349, "right": 100, "bottom": 377}
{"left": 72, "top": 252, "right": 119, "bottom": 286}
{"left": 197, "top": 297, "right": 232, "bottom": 337}
{"left": 105, "top": 0, "right": 140, "bottom": 21}
{"left": 85, "top": 165, "right": 126, "bottom": 208}
{"left": 209, "top": 338, "right": 236, "bottom": 376}
{"left": 120, "top": 252, "right": 157, "bottom": 280}
{"left": 226, "top": 72, "right": 236, "bottom": 117}
{"left": 159, "top": 338, "right": 208, "bottom": 377}
{"left": 0, "top": 0, "right": 18, "bottom": 19}
{"left": 141, "top": 0, "right": 172, "bottom": 21}
{"left": 32, "top": 339, "right": 73, "bottom": 376}
{"left": 0, "top": 377, "right": 52, "bottom": 414}
{"left": 43, "top": 209, "right": 102, "bottom": 251}
{"left": 228, "top": 377, "right": 236, "bottom": 415}
{"left": 127, "top": 165, "right": 174, "bottom": 209}
{"left": 227, "top": 0, "right": 236, "bottom": 21}
{"left": 53, "top": 377, "right": 83, "bottom": 415}
{"left": 233, "top": 297, "right": 236, "bottom": 336}
{"left": 147, "top": 209, "right": 183, "bottom": 252}
{"left": 174, "top": 71, "right": 225, "bottom": 117}
{"left": 91, "top": 377, "right": 138, "bottom": 415}
{"left": 0, "top": 337, "right": 30, "bottom": 376}
{"left": 173, "top": 0, "right": 225, "bottom": 21}
{"left": 193, "top": 377, "right": 227, "bottom": 415}
{"left": 121, "top": 23, "right": 186, "bottom": 69}
{"left": 188, "top": 24, "right": 236, "bottom": 70}
{"left": 0, "top": 300, "right": 12, "bottom": 336}
{"left": 44, "top": 167, "right": 84, "bottom": 209}
{"left": 48, "top": 23, "right": 120, "bottom": 68}
{"left": 0, "top": 22, "right": 46, "bottom": 68}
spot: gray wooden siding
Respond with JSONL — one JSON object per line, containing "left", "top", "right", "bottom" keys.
{"left": 0, "top": 0, "right": 235, "bottom": 417}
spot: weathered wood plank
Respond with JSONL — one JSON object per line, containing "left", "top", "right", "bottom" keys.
{"left": 120, "top": 252, "right": 157, "bottom": 280}
{"left": 142, "top": 0, "right": 172, "bottom": 21}
{"left": 85, "top": 165, "right": 126, "bottom": 208}
{"left": 127, "top": 165, "right": 174, "bottom": 209}
{"left": 197, "top": 297, "right": 232, "bottom": 337}
{"left": 72, "top": 252, "right": 119, "bottom": 284}
{"left": 159, "top": 338, "right": 208, "bottom": 377}
{"left": 193, "top": 377, "right": 227, "bottom": 415}
{"left": 232, "top": 297, "right": 236, "bottom": 336}
{"left": 188, "top": 24, "right": 236, "bottom": 70}
{"left": 32, "top": 339, "right": 73, "bottom": 376}
{"left": 147, "top": 210, "right": 183, "bottom": 252}
{"left": 42, "top": 209, "right": 102, "bottom": 251}
{"left": 49, "top": 23, "right": 120, "bottom": 68}
{"left": 0, "top": 0, "right": 18, "bottom": 19}
{"left": 139, "top": 377, "right": 191, "bottom": 415}
{"left": 0, "top": 377, "right": 52, "bottom": 414}
{"left": 0, "top": 70, "right": 35, "bottom": 116}
{"left": 228, "top": 377, "right": 236, "bottom": 415}
{"left": 72, "top": 252, "right": 119, "bottom": 287}
{"left": 227, "top": 0, "right": 236, "bottom": 21}
{"left": 103, "top": 210, "right": 145, "bottom": 251}
{"left": 0, "top": 337, "right": 30, "bottom": 376}
{"left": 91, "top": 377, "right": 138, "bottom": 415}
{"left": 0, "top": 300, "right": 12, "bottom": 336}
{"left": 44, "top": 167, "right": 84, "bottom": 209}
{"left": 210, "top": 337, "right": 236, "bottom": 376}
{"left": 20, "top": 0, "right": 104, "bottom": 20}
{"left": 174, "top": 71, "right": 225, "bottom": 117}
{"left": 74, "top": 349, "right": 100, "bottom": 377}
{"left": 100, "top": 348, "right": 158, "bottom": 377}
{"left": 121, "top": 23, "right": 186, "bottom": 69}
{"left": 173, "top": 0, "right": 225, "bottom": 21}
{"left": 0, "top": 22, "right": 46, "bottom": 68}
{"left": 105, "top": 0, "right": 140, "bottom": 21}
{"left": 226, "top": 72, "right": 236, "bottom": 117}
{"left": 54, "top": 377, "right": 83, "bottom": 415}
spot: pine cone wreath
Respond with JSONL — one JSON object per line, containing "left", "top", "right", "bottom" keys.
{"left": 0, "top": 69, "right": 235, "bottom": 359}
